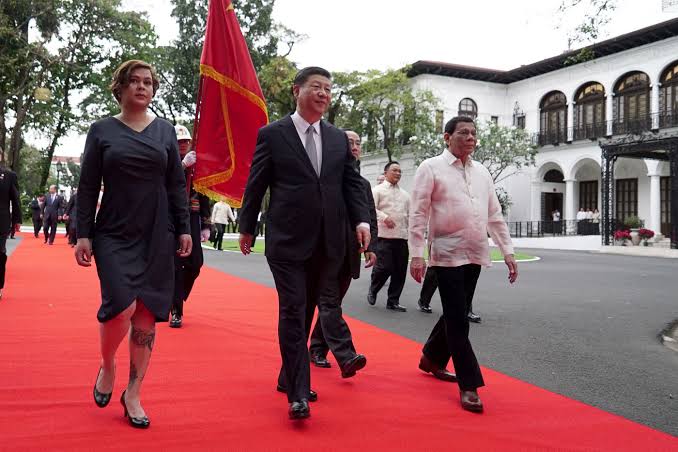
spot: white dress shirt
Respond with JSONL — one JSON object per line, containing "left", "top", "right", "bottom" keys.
{"left": 211, "top": 201, "right": 236, "bottom": 225}
{"left": 372, "top": 181, "right": 410, "bottom": 240}
{"left": 291, "top": 111, "right": 322, "bottom": 172}
{"left": 409, "top": 150, "right": 514, "bottom": 267}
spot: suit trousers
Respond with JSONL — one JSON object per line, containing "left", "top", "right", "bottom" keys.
{"left": 418, "top": 268, "right": 474, "bottom": 313}
{"left": 43, "top": 216, "right": 57, "bottom": 244}
{"left": 33, "top": 218, "right": 41, "bottom": 237}
{"left": 172, "top": 213, "right": 203, "bottom": 317}
{"left": 214, "top": 223, "right": 225, "bottom": 250}
{"left": 268, "top": 237, "right": 356, "bottom": 402}
{"left": 0, "top": 234, "right": 7, "bottom": 289}
{"left": 308, "top": 262, "right": 355, "bottom": 359}
{"left": 368, "top": 238, "right": 408, "bottom": 306}
{"left": 422, "top": 264, "right": 485, "bottom": 391}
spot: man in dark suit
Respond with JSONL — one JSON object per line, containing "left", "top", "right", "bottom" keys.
{"left": 42, "top": 185, "right": 62, "bottom": 245}
{"left": 239, "top": 67, "right": 370, "bottom": 420}
{"left": 0, "top": 166, "right": 21, "bottom": 299}
{"left": 64, "top": 189, "right": 77, "bottom": 247}
{"left": 309, "top": 130, "right": 378, "bottom": 368}
{"left": 29, "top": 195, "right": 44, "bottom": 238}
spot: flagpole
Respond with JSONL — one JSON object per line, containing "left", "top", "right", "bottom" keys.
{"left": 186, "top": 74, "right": 205, "bottom": 197}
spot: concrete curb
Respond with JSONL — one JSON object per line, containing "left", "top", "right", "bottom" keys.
{"left": 659, "top": 319, "right": 678, "bottom": 353}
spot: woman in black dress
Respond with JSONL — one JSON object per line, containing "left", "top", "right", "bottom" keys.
{"left": 75, "top": 60, "right": 191, "bottom": 429}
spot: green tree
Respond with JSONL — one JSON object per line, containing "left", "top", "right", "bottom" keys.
{"left": 336, "top": 68, "right": 438, "bottom": 162}
{"left": 0, "top": 0, "right": 59, "bottom": 167}
{"left": 1, "top": 0, "right": 157, "bottom": 190}
{"left": 149, "top": 0, "right": 302, "bottom": 124}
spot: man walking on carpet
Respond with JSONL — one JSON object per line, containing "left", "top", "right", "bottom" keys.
{"left": 409, "top": 116, "right": 517, "bottom": 413}
{"left": 42, "top": 185, "right": 63, "bottom": 245}
{"left": 308, "top": 129, "right": 378, "bottom": 369}
{"left": 239, "top": 66, "right": 370, "bottom": 420}
{"left": 170, "top": 124, "right": 211, "bottom": 328}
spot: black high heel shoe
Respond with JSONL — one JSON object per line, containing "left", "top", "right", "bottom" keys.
{"left": 93, "top": 367, "right": 112, "bottom": 408}
{"left": 120, "top": 390, "right": 150, "bottom": 429}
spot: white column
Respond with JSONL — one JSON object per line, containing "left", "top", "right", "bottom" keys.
{"left": 606, "top": 94, "right": 614, "bottom": 136}
{"left": 530, "top": 181, "right": 542, "bottom": 221}
{"left": 651, "top": 83, "right": 660, "bottom": 129}
{"left": 565, "top": 179, "right": 576, "bottom": 234}
{"left": 567, "top": 102, "right": 574, "bottom": 142}
{"left": 649, "top": 174, "right": 661, "bottom": 233}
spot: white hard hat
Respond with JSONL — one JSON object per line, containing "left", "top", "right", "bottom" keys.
{"left": 175, "top": 124, "right": 192, "bottom": 141}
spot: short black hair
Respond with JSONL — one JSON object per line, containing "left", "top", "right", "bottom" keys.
{"left": 384, "top": 161, "right": 400, "bottom": 172}
{"left": 293, "top": 66, "right": 332, "bottom": 86}
{"left": 444, "top": 116, "right": 475, "bottom": 135}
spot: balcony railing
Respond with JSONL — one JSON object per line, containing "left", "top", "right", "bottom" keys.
{"left": 531, "top": 112, "right": 678, "bottom": 147}
{"left": 506, "top": 220, "right": 601, "bottom": 238}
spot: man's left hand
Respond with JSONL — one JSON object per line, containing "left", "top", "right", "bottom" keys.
{"left": 364, "top": 251, "right": 377, "bottom": 268}
{"left": 200, "top": 228, "right": 210, "bottom": 242}
{"left": 505, "top": 254, "right": 518, "bottom": 284}
{"left": 356, "top": 226, "right": 371, "bottom": 253}
{"left": 177, "top": 234, "right": 192, "bottom": 257}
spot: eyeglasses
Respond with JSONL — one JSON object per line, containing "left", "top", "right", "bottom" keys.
{"left": 348, "top": 139, "right": 361, "bottom": 146}
{"left": 455, "top": 129, "right": 477, "bottom": 137}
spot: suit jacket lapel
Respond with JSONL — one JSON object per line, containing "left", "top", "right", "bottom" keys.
{"left": 279, "top": 115, "right": 318, "bottom": 177}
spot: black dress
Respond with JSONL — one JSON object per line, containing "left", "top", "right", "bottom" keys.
{"left": 77, "top": 117, "right": 190, "bottom": 322}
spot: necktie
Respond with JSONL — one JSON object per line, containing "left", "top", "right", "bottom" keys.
{"left": 305, "top": 125, "right": 320, "bottom": 176}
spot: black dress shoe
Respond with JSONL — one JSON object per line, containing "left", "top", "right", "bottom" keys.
{"left": 386, "top": 304, "right": 407, "bottom": 312}
{"left": 169, "top": 313, "right": 182, "bottom": 328}
{"left": 341, "top": 354, "right": 367, "bottom": 378}
{"left": 417, "top": 300, "right": 433, "bottom": 313}
{"left": 276, "top": 385, "right": 317, "bottom": 402}
{"left": 311, "top": 354, "right": 331, "bottom": 368}
{"left": 467, "top": 312, "right": 482, "bottom": 323}
{"left": 418, "top": 355, "right": 457, "bottom": 383}
{"left": 93, "top": 367, "right": 112, "bottom": 408}
{"left": 121, "top": 390, "right": 150, "bottom": 428}
{"left": 289, "top": 399, "right": 310, "bottom": 420}
{"left": 460, "top": 390, "right": 484, "bottom": 413}
{"left": 367, "top": 292, "right": 376, "bottom": 306}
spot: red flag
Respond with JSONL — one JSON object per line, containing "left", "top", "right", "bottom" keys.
{"left": 193, "top": 0, "right": 268, "bottom": 207}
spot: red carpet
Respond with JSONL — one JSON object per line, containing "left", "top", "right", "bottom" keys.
{"left": 0, "top": 233, "right": 676, "bottom": 451}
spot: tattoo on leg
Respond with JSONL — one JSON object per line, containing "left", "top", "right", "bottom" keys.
{"left": 129, "top": 361, "right": 141, "bottom": 386}
{"left": 131, "top": 328, "right": 156, "bottom": 351}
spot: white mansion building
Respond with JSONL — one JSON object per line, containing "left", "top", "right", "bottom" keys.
{"left": 359, "top": 18, "right": 678, "bottom": 248}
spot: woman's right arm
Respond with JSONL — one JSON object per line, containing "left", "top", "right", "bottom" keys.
{"left": 75, "top": 123, "right": 103, "bottom": 266}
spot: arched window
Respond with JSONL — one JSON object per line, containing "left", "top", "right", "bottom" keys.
{"left": 574, "top": 82, "right": 606, "bottom": 140}
{"left": 543, "top": 169, "right": 564, "bottom": 183}
{"left": 659, "top": 61, "right": 678, "bottom": 127}
{"left": 539, "top": 91, "right": 567, "bottom": 145}
{"left": 613, "top": 71, "right": 651, "bottom": 134}
{"left": 458, "top": 98, "right": 477, "bottom": 118}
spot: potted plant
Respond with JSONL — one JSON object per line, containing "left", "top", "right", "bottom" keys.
{"left": 623, "top": 215, "right": 643, "bottom": 245}
{"left": 614, "top": 229, "right": 632, "bottom": 246}
{"left": 638, "top": 228, "right": 655, "bottom": 246}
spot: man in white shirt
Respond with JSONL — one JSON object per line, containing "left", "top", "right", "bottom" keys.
{"left": 367, "top": 161, "right": 410, "bottom": 312}
{"left": 409, "top": 116, "right": 518, "bottom": 413}
{"left": 210, "top": 200, "right": 235, "bottom": 250}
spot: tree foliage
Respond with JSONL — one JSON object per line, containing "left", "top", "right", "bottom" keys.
{"left": 1, "top": 0, "right": 156, "bottom": 192}
{"left": 558, "top": 0, "right": 617, "bottom": 64}
{"left": 334, "top": 68, "right": 438, "bottom": 162}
